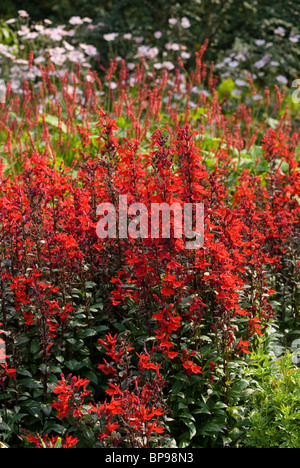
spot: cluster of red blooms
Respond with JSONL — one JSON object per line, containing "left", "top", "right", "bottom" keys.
{"left": 0, "top": 51, "right": 299, "bottom": 447}
{"left": 95, "top": 333, "right": 165, "bottom": 447}
{"left": 46, "top": 334, "right": 166, "bottom": 448}
{"left": 51, "top": 374, "right": 92, "bottom": 420}
{"left": 25, "top": 432, "right": 79, "bottom": 448}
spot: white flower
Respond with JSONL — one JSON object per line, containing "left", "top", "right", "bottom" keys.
{"left": 235, "top": 52, "right": 246, "bottom": 61}
{"left": 153, "top": 62, "right": 162, "bottom": 69}
{"left": 17, "top": 26, "right": 30, "bottom": 36}
{"left": 6, "top": 18, "right": 16, "bottom": 24}
{"left": 35, "top": 25, "right": 45, "bottom": 32}
{"left": 123, "top": 33, "right": 132, "bottom": 40}
{"left": 25, "top": 71, "right": 38, "bottom": 80}
{"left": 106, "top": 81, "right": 117, "bottom": 89}
{"left": 162, "top": 61, "right": 175, "bottom": 70}
{"left": 181, "top": 17, "right": 191, "bottom": 29}
{"left": 133, "top": 36, "right": 144, "bottom": 43}
{"left": 168, "top": 18, "right": 177, "bottom": 25}
{"left": 34, "top": 56, "right": 45, "bottom": 64}
{"left": 147, "top": 47, "right": 159, "bottom": 59}
{"left": 83, "top": 17, "right": 92, "bottom": 23}
{"left": 235, "top": 79, "right": 247, "bottom": 87}
{"left": 270, "top": 61, "right": 279, "bottom": 67}
{"left": 181, "top": 51, "right": 191, "bottom": 59}
{"left": 69, "top": 16, "right": 84, "bottom": 25}
{"left": 63, "top": 41, "right": 75, "bottom": 51}
{"left": 81, "top": 44, "right": 98, "bottom": 56}
{"left": 255, "top": 39, "right": 266, "bottom": 46}
{"left": 15, "top": 59, "right": 28, "bottom": 64}
{"left": 49, "top": 30, "right": 63, "bottom": 41}
{"left": 254, "top": 54, "right": 271, "bottom": 69}
{"left": 48, "top": 47, "right": 67, "bottom": 66}
{"left": 171, "top": 43, "right": 180, "bottom": 51}
{"left": 289, "top": 34, "right": 299, "bottom": 43}
{"left": 276, "top": 75, "right": 288, "bottom": 85}
{"left": 137, "top": 45, "right": 149, "bottom": 56}
{"left": 103, "top": 32, "right": 119, "bottom": 41}
{"left": 18, "top": 10, "right": 29, "bottom": 18}
{"left": 252, "top": 94, "right": 263, "bottom": 101}
{"left": 274, "top": 26, "right": 286, "bottom": 36}
{"left": 85, "top": 75, "right": 94, "bottom": 83}
{"left": 154, "top": 31, "right": 162, "bottom": 39}
{"left": 229, "top": 60, "right": 239, "bottom": 68}
{"left": 67, "top": 50, "right": 86, "bottom": 63}
{"left": 44, "top": 19, "right": 52, "bottom": 24}
{"left": 10, "top": 79, "right": 21, "bottom": 92}
{"left": 24, "top": 32, "right": 39, "bottom": 40}
{"left": 129, "top": 77, "right": 136, "bottom": 87}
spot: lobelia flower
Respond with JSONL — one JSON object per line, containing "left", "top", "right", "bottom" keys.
{"left": 26, "top": 433, "right": 79, "bottom": 448}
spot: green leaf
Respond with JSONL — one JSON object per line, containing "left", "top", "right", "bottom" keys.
{"left": 178, "top": 438, "right": 190, "bottom": 449}
{"left": 79, "top": 328, "right": 98, "bottom": 338}
{"left": 198, "top": 422, "right": 225, "bottom": 435}
{"left": 20, "top": 378, "right": 43, "bottom": 389}
{"left": 182, "top": 419, "right": 197, "bottom": 439}
{"left": 65, "top": 360, "right": 85, "bottom": 371}
{"left": 15, "top": 336, "right": 30, "bottom": 346}
{"left": 171, "top": 380, "right": 184, "bottom": 394}
{"left": 39, "top": 114, "right": 67, "bottom": 133}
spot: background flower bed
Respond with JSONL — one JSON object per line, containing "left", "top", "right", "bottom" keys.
{"left": 0, "top": 5, "right": 299, "bottom": 450}
{"left": 0, "top": 2, "right": 300, "bottom": 90}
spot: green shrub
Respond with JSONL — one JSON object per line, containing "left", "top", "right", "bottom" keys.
{"left": 242, "top": 351, "right": 300, "bottom": 448}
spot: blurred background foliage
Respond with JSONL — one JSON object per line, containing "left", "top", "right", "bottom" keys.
{"left": 0, "top": 0, "right": 299, "bottom": 82}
